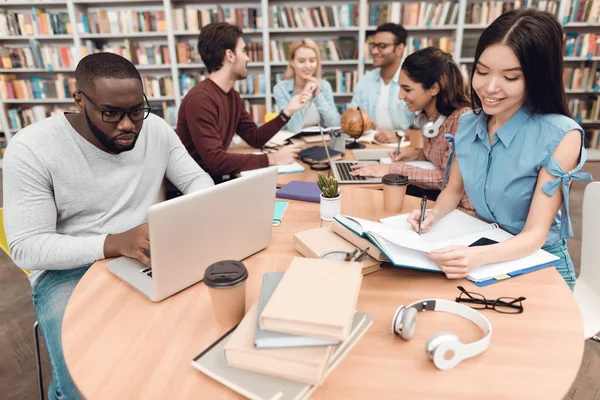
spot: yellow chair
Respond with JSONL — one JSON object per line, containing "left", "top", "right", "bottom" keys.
{"left": 0, "top": 208, "right": 45, "bottom": 400}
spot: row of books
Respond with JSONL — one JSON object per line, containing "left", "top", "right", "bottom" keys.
{"left": 270, "top": 39, "right": 357, "bottom": 63}
{"left": 563, "top": 62, "right": 600, "bottom": 91}
{"left": 80, "top": 40, "right": 171, "bottom": 66}
{"left": 7, "top": 104, "right": 75, "bottom": 130}
{"left": 369, "top": 1, "right": 460, "bottom": 27}
{"left": 570, "top": 97, "right": 600, "bottom": 122}
{"left": 563, "top": 0, "right": 600, "bottom": 24}
{"left": 245, "top": 101, "right": 267, "bottom": 125}
{"left": 175, "top": 41, "right": 263, "bottom": 65}
{"left": 271, "top": 70, "right": 359, "bottom": 94}
{"left": 234, "top": 74, "right": 266, "bottom": 96}
{"left": 152, "top": 101, "right": 177, "bottom": 127}
{"left": 0, "top": 41, "right": 74, "bottom": 70}
{"left": 587, "top": 129, "right": 600, "bottom": 149}
{"left": 465, "top": 1, "right": 559, "bottom": 25}
{"left": 78, "top": 10, "right": 167, "bottom": 34}
{"left": 268, "top": 5, "right": 359, "bottom": 29}
{"left": 364, "top": 36, "right": 455, "bottom": 61}
{"left": 565, "top": 33, "right": 600, "bottom": 58}
{"left": 0, "top": 74, "right": 75, "bottom": 100}
{"left": 143, "top": 76, "right": 174, "bottom": 98}
{"left": 172, "top": 6, "right": 262, "bottom": 32}
{"left": 0, "top": 8, "right": 72, "bottom": 37}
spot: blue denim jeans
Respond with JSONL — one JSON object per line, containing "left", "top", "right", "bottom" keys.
{"left": 32, "top": 266, "right": 90, "bottom": 400}
{"left": 542, "top": 240, "right": 576, "bottom": 291}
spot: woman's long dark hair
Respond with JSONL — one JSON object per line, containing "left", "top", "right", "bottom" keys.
{"left": 401, "top": 47, "right": 470, "bottom": 117}
{"left": 470, "top": 9, "right": 571, "bottom": 117}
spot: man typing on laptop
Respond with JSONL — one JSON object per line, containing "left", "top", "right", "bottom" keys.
{"left": 3, "top": 53, "right": 214, "bottom": 399}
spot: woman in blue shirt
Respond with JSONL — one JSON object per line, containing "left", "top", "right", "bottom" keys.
{"left": 273, "top": 39, "right": 340, "bottom": 133}
{"left": 407, "top": 9, "right": 592, "bottom": 290}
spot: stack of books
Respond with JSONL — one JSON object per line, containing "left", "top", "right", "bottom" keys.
{"left": 192, "top": 258, "right": 372, "bottom": 399}
{"left": 294, "top": 226, "right": 382, "bottom": 275}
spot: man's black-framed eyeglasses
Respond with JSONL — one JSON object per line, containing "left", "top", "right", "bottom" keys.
{"left": 368, "top": 42, "right": 397, "bottom": 51}
{"left": 78, "top": 90, "right": 151, "bottom": 123}
{"left": 455, "top": 286, "right": 526, "bottom": 314}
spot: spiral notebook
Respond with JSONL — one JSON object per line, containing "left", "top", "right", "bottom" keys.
{"left": 333, "top": 210, "right": 559, "bottom": 285}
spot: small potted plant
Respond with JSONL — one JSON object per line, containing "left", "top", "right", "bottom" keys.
{"left": 317, "top": 173, "right": 341, "bottom": 221}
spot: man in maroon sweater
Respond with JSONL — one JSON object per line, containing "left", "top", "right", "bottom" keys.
{"left": 177, "top": 23, "right": 312, "bottom": 182}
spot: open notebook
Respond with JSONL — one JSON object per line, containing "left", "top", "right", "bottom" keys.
{"left": 333, "top": 210, "right": 559, "bottom": 285}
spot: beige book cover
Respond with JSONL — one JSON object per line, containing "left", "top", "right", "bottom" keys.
{"left": 332, "top": 220, "right": 388, "bottom": 262}
{"left": 294, "top": 227, "right": 381, "bottom": 275}
{"left": 224, "top": 303, "right": 333, "bottom": 385}
{"left": 260, "top": 258, "right": 363, "bottom": 341}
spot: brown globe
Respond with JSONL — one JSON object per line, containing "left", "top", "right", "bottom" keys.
{"left": 341, "top": 107, "right": 372, "bottom": 138}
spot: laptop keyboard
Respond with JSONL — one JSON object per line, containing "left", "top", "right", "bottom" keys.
{"left": 336, "top": 162, "right": 367, "bottom": 181}
{"left": 140, "top": 268, "right": 153, "bottom": 278}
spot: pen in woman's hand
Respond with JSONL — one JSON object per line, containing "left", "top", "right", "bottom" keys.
{"left": 418, "top": 196, "right": 427, "bottom": 235}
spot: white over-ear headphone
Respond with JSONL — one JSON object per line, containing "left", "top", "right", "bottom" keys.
{"left": 391, "top": 299, "right": 492, "bottom": 370}
{"left": 413, "top": 112, "right": 447, "bottom": 139}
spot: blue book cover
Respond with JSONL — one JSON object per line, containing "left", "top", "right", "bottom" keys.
{"left": 276, "top": 181, "right": 321, "bottom": 203}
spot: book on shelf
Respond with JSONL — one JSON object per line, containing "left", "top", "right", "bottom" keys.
{"left": 78, "top": 10, "right": 167, "bottom": 35}
{"left": 365, "top": 36, "right": 455, "bottom": 62}
{"left": 368, "top": 1, "right": 459, "bottom": 28}
{"left": 569, "top": 97, "right": 600, "bottom": 122}
{"left": 0, "top": 41, "right": 74, "bottom": 70}
{"left": 268, "top": 5, "right": 359, "bottom": 29}
{"left": 465, "top": 0, "right": 559, "bottom": 25}
{"left": 0, "top": 8, "right": 72, "bottom": 37}
{"left": 270, "top": 38, "right": 357, "bottom": 63}
{"left": 563, "top": 0, "right": 600, "bottom": 24}
{"left": 0, "top": 73, "right": 75, "bottom": 100}
{"left": 142, "top": 76, "right": 174, "bottom": 98}
{"left": 586, "top": 129, "right": 600, "bottom": 149}
{"left": 81, "top": 40, "right": 171, "bottom": 66}
{"left": 564, "top": 33, "right": 600, "bottom": 58}
{"left": 172, "top": 5, "right": 263, "bottom": 31}
{"left": 7, "top": 104, "right": 76, "bottom": 131}
{"left": 150, "top": 101, "right": 177, "bottom": 128}
{"left": 563, "top": 61, "right": 599, "bottom": 91}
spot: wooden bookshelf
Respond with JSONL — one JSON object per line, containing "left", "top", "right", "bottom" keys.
{"left": 0, "top": 0, "right": 598, "bottom": 154}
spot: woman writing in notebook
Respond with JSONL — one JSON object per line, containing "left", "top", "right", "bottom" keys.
{"left": 407, "top": 9, "right": 592, "bottom": 290}
{"left": 351, "top": 47, "right": 473, "bottom": 208}
{"left": 272, "top": 39, "right": 340, "bottom": 133}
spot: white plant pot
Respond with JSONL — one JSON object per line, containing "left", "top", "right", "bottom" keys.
{"left": 320, "top": 194, "right": 341, "bottom": 221}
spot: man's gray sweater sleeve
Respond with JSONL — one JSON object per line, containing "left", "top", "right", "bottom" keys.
{"left": 3, "top": 141, "right": 106, "bottom": 271}
{"left": 164, "top": 127, "right": 214, "bottom": 194}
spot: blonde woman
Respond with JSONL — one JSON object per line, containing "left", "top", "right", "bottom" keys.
{"left": 273, "top": 39, "right": 340, "bottom": 133}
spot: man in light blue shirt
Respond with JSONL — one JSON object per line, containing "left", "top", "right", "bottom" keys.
{"left": 351, "top": 23, "right": 415, "bottom": 142}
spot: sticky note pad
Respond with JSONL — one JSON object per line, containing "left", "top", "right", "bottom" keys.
{"left": 493, "top": 274, "right": 511, "bottom": 280}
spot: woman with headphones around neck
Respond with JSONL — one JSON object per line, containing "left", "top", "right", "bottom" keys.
{"left": 352, "top": 47, "right": 473, "bottom": 211}
{"left": 272, "top": 39, "right": 341, "bottom": 133}
{"left": 406, "top": 9, "right": 592, "bottom": 290}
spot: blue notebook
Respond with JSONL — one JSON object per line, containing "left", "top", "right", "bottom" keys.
{"left": 276, "top": 181, "right": 321, "bottom": 203}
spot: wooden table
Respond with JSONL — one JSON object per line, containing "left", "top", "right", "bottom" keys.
{"left": 62, "top": 187, "right": 584, "bottom": 399}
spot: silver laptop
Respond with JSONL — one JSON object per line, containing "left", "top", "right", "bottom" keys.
{"left": 107, "top": 167, "right": 278, "bottom": 302}
{"left": 316, "top": 125, "right": 380, "bottom": 184}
